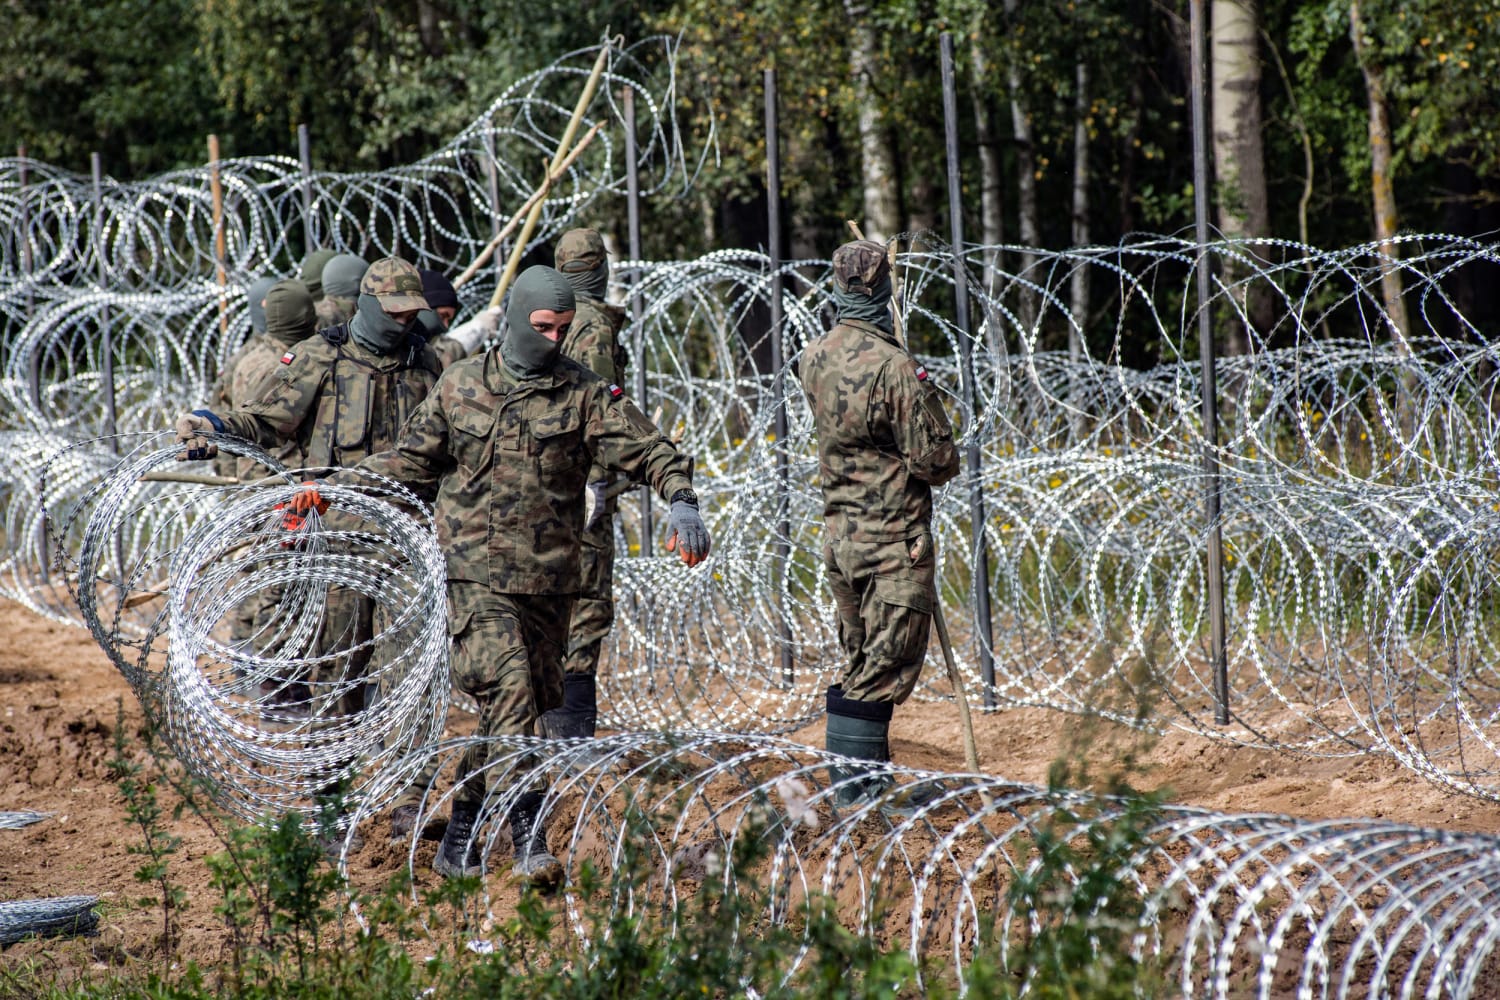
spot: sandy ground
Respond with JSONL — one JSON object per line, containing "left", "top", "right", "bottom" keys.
{"left": 2, "top": 595, "right": 1495, "bottom": 976}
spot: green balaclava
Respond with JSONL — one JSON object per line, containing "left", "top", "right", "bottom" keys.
{"left": 831, "top": 239, "right": 893, "bottom": 334}
{"left": 555, "top": 228, "right": 609, "bottom": 302}
{"left": 322, "top": 253, "right": 368, "bottom": 301}
{"left": 262, "top": 279, "right": 316, "bottom": 348}
{"left": 300, "top": 250, "right": 337, "bottom": 302}
{"left": 501, "top": 266, "right": 577, "bottom": 377}
{"left": 246, "top": 275, "right": 278, "bottom": 335}
{"left": 350, "top": 294, "right": 415, "bottom": 353}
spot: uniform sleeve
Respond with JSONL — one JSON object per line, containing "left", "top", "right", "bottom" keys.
{"left": 565, "top": 313, "right": 623, "bottom": 385}
{"left": 585, "top": 385, "right": 693, "bottom": 501}
{"left": 348, "top": 389, "right": 453, "bottom": 501}
{"left": 889, "top": 359, "right": 960, "bottom": 487}
{"left": 218, "top": 355, "right": 325, "bottom": 448}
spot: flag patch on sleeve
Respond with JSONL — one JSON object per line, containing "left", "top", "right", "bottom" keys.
{"left": 914, "top": 364, "right": 929, "bottom": 382}
{"left": 608, "top": 383, "right": 624, "bottom": 399}
{"left": 280, "top": 351, "right": 296, "bottom": 365}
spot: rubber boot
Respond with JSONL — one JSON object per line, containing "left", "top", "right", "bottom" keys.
{"left": 433, "top": 801, "right": 482, "bottom": 878}
{"left": 824, "top": 687, "right": 893, "bottom": 809}
{"left": 508, "top": 791, "right": 564, "bottom": 889}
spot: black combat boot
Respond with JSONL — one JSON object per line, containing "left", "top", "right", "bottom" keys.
{"left": 539, "top": 673, "right": 598, "bottom": 739}
{"left": 432, "top": 801, "right": 482, "bottom": 878}
{"left": 508, "top": 791, "right": 564, "bottom": 889}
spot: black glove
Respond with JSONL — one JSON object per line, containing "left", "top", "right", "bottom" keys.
{"left": 665, "top": 489, "right": 710, "bottom": 567}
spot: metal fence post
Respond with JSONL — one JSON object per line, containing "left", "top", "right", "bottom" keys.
{"left": 91, "top": 152, "right": 118, "bottom": 449}
{"left": 940, "top": 33, "right": 997, "bottom": 707}
{"left": 624, "top": 86, "right": 654, "bottom": 555}
{"left": 1189, "top": 0, "right": 1231, "bottom": 724}
{"left": 298, "top": 124, "right": 315, "bottom": 252}
{"left": 765, "top": 68, "right": 795, "bottom": 688}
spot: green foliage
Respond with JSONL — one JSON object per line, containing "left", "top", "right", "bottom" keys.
{"left": 106, "top": 699, "right": 188, "bottom": 956}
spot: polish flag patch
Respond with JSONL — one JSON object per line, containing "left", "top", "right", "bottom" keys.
{"left": 914, "top": 364, "right": 929, "bottom": 382}
{"left": 608, "top": 383, "right": 624, "bottom": 399}
{"left": 280, "top": 351, "right": 296, "bottom": 365}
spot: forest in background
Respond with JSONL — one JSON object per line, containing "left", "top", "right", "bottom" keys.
{"left": 5, "top": 0, "right": 1500, "bottom": 341}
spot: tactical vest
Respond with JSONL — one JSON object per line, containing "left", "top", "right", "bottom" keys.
{"left": 312, "top": 324, "right": 441, "bottom": 468}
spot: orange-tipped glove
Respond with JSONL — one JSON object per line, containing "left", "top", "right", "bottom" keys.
{"left": 665, "top": 489, "right": 710, "bottom": 568}
{"left": 274, "top": 481, "right": 329, "bottom": 542}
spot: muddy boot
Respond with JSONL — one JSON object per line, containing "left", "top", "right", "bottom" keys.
{"left": 432, "top": 802, "right": 482, "bottom": 879}
{"left": 508, "top": 792, "right": 564, "bottom": 889}
{"left": 824, "top": 687, "right": 894, "bottom": 809}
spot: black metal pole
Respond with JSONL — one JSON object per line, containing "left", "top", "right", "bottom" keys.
{"left": 1189, "top": 0, "right": 1230, "bottom": 724}
{"left": 940, "top": 33, "right": 997, "bottom": 707}
{"left": 298, "top": 124, "right": 315, "bottom": 251}
{"left": 92, "top": 152, "right": 118, "bottom": 449}
{"left": 624, "top": 86, "right": 654, "bottom": 555}
{"left": 765, "top": 68, "right": 795, "bottom": 688}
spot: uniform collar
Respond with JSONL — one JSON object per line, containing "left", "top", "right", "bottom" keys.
{"left": 837, "top": 317, "right": 902, "bottom": 347}
{"left": 483, "top": 349, "right": 568, "bottom": 395}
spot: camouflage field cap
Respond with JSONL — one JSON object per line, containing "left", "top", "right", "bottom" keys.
{"left": 555, "top": 228, "right": 607, "bottom": 274}
{"left": 832, "top": 240, "right": 890, "bottom": 296}
{"left": 360, "top": 257, "right": 429, "bottom": 312}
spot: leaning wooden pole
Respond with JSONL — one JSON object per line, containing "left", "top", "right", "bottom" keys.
{"left": 488, "top": 41, "right": 614, "bottom": 310}
{"left": 208, "top": 135, "right": 228, "bottom": 339}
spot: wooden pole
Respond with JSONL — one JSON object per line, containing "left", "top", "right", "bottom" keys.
{"left": 488, "top": 41, "right": 613, "bottom": 310}
{"left": 208, "top": 135, "right": 228, "bottom": 338}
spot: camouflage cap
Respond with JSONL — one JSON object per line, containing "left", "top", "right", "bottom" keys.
{"left": 555, "top": 228, "right": 607, "bottom": 274}
{"left": 832, "top": 240, "right": 890, "bottom": 296}
{"left": 360, "top": 257, "right": 429, "bottom": 312}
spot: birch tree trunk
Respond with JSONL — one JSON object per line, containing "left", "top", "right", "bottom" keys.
{"left": 970, "top": 35, "right": 1004, "bottom": 294}
{"left": 842, "top": 0, "right": 902, "bottom": 244}
{"left": 1003, "top": 0, "right": 1039, "bottom": 335}
{"left": 1211, "top": 0, "right": 1271, "bottom": 353}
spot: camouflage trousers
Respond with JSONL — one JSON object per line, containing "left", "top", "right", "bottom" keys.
{"left": 312, "top": 584, "right": 376, "bottom": 720}
{"left": 446, "top": 582, "right": 574, "bottom": 807}
{"left": 562, "top": 514, "right": 616, "bottom": 677}
{"left": 823, "top": 530, "right": 936, "bottom": 705}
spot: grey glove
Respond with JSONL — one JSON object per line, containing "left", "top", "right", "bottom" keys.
{"left": 446, "top": 306, "right": 502, "bottom": 357}
{"left": 584, "top": 479, "right": 608, "bottom": 531}
{"left": 174, "top": 409, "right": 225, "bottom": 461}
{"left": 665, "top": 491, "right": 710, "bottom": 566}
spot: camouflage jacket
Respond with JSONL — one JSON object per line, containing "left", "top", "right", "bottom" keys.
{"left": 218, "top": 326, "right": 442, "bottom": 475}
{"left": 222, "top": 333, "right": 306, "bottom": 478}
{"left": 562, "top": 296, "right": 629, "bottom": 492}
{"left": 799, "top": 318, "right": 960, "bottom": 543}
{"left": 350, "top": 349, "right": 693, "bottom": 594}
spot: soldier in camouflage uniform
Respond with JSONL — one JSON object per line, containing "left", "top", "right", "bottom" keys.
{"left": 798, "top": 240, "right": 960, "bottom": 807}
{"left": 416, "top": 268, "right": 496, "bottom": 369}
{"left": 174, "top": 258, "right": 441, "bottom": 826}
{"left": 316, "top": 252, "right": 368, "bottom": 328}
{"left": 290, "top": 264, "right": 710, "bottom": 887}
{"left": 300, "top": 249, "right": 337, "bottom": 307}
{"left": 208, "top": 275, "right": 279, "bottom": 644}
{"left": 540, "top": 228, "right": 629, "bottom": 742}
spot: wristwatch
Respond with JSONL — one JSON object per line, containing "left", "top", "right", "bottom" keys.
{"left": 670, "top": 488, "right": 699, "bottom": 507}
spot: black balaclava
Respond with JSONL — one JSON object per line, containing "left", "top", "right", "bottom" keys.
{"left": 831, "top": 239, "right": 893, "bottom": 334}
{"left": 349, "top": 293, "right": 417, "bottom": 354}
{"left": 246, "top": 275, "right": 278, "bottom": 335}
{"left": 263, "top": 279, "right": 316, "bottom": 348}
{"left": 554, "top": 228, "right": 609, "bottom": 302}
{"left": 322, "top": 253, "right": 369, "bottom": 302}
{"left": 501, "top": 266, "right": 576, "bottom": 377}
{"left": 299, "top": 250, "right": 337, "bottom": 302}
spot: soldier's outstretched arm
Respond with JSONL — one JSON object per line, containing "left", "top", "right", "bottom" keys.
{"left": 219, "top": 353, "right": 330, "bottom": 448}
{"left": 586, "top": 386, "right": 695, "bottom": 502}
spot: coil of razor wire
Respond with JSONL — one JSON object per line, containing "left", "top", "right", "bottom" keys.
{"left": 0, "top": 896, "right": 100, "bottom": 946}
{"left": 348, "top": 731, "right": 1500, "bottom": 999}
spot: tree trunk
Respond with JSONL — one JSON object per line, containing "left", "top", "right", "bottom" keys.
{"left": 1003, "top": 0, "right": 1040, "bottom": 334}
{"left": 1070, "top": 59, "right": 1090, "bottom": 363}
{"left": 1211, "top": 0, "right": 1272, "bottom": 352}
{"left": 842, "top": 0, "right": 902, "bottom": 244}
{"left": 970, "top": 34, "right": 1004, "bottom": 294}
{"left": 1349, "top": 0, "right": 1412, "bottom": 440}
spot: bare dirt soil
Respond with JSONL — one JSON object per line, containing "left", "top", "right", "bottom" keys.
{"left": 2, "top": 596, "right": 1495, "bottom": 978}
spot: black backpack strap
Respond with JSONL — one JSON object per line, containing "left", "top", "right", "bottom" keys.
{"left": 319, "top": 323, "right": 351, "bottom": 347}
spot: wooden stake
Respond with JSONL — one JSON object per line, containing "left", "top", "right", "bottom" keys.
{"left": 208, "top": 135, "right": 228, "bottom": 337}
